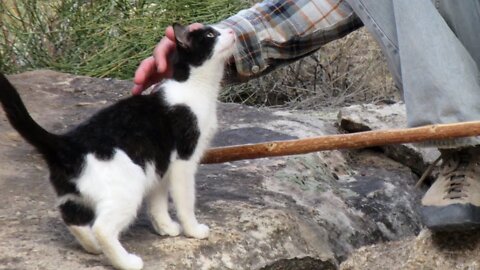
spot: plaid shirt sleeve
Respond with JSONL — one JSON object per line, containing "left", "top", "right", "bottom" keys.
{"left": 217, "top": 0, "right": 363, "bottom": 83}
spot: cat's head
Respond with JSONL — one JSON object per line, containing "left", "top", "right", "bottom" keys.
{"left": 171, "top": 23, "right": 236, "bottom": 81}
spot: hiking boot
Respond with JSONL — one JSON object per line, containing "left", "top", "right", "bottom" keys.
{"left": 420, "top": 147, "right": 480, "bottom": 231}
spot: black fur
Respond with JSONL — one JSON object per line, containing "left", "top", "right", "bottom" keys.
{"left": 0, "top": 79, "right": 200, "bottom": 225}
{"left": 169, "top": 105, "right": 200, "bottom": 159}
{"left": 171, "top": 25, "right": 220, "bottom": 82}
{"left": 0, "top": 74, "right": 61, "bottom": 156}
{"left": 59, "top": 201, "right": 95, "bottom": 226}
{"left": 0, "top": 24, "right": 220, "bottom": 226}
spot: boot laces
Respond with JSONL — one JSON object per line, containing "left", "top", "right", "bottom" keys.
{"left": 416, "top": 150, "right": 472, "bottom": 200}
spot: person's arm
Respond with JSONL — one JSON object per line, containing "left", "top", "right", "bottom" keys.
{"left": 216, "top": 0, "right": 363, "bottom": 84}
{"left": 132, "top": 0, "right": 362, "bottom": 93}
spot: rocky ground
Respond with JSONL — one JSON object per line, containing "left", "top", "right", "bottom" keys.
{"left": 0, "top": 70, "right": 466, "bottom": 270}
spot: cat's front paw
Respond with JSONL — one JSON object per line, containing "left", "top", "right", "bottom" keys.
{"left": 184, "top": 224, "right": 209, "bottom": 239}
{"left": 112, "top": 253, "right": 143, "bottom": 270}
{"left": 152, "top": 220, "right": 181, "bottom": 237}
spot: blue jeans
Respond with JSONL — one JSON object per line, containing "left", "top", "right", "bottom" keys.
{"left": 346, "top": 0, "right": 480, "bottom": 148}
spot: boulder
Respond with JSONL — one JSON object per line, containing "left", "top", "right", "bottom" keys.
{"left": 338, "top": 103, "right": 440, "bottom": 175}
{"left": 0, "top": 71, "right": 424, "bottom": 269}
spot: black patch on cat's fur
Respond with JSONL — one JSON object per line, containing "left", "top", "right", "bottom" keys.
{"left": 63, "top": 90, "right": 201, "bottom": 165}
{"left": 59, "top": 201, "right": 95, "bottom": 226}
{"left": 171, "top": 26, "right": 220, "bottom": 82}
{"left": 169, "top": 105, "right": 200, "bottom": 159}
{"left": 50, "top": 165, "right": 82, "bottom": 196}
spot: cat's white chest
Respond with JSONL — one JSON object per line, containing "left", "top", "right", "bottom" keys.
{"left": 189, "top": 98, "right": 218, "bottom": 137}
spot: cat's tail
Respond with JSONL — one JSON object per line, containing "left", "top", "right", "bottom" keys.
{"left": 0, "top": 73, "right": 62, "bottom": 155}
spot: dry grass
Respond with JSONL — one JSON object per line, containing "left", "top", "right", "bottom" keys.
{"left": 222, "top": 28, "right": 400, "bottom": 108}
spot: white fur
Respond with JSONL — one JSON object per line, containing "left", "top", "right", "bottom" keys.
{"left": 68, "top": 225, "right": 102, "bottom": 254}
{"left": 76, "top": 151, "right": 154, "bottom": 269}
{"left": 65, "top": 26, "right": 236, "bottom": 270}
{"left": 159, "top": 26, "right": 235, "bottom": 239}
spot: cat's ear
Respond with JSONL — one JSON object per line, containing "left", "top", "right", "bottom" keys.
{"left": 173, "top": 23, "right": 190, "bottom": 49}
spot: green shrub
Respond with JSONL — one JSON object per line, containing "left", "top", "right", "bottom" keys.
{"left": 0, "top": 0, "right": 247, "bottom": 78}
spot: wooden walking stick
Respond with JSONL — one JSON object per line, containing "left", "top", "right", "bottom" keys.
{"left": 201, "top": 121, "right": 480, "bottom": 164}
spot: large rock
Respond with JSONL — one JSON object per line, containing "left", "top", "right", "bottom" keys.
{"left": 338, "top": 103, "right": 440, "bottom": 175}
{"left": 0, "top": 71, "right": 424, "bottom": 269}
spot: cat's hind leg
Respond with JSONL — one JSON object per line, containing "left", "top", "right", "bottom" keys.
{"left": 76, "top": 151, "right": 149, "bottom": 269}
{"left": 169, "top": 160, "right": 209, "bottom": 239}
{"left": 92, "top": 203, "right": 143, "bottom": 270}
{"left": 68, "top": 225, "right": 102, "bottom": 254}
{"left": 59, "top": 199, "right": 101, "bottom": 254}
{"left": 147, "top": 175, "right": 181, "bottom": 237}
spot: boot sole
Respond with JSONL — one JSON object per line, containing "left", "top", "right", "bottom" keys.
{"left": 421, "top": 203, "right": 480, "bottom": 232}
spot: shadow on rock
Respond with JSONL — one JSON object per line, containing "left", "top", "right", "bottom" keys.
{"left": 432, "top": 229, "right": 480, "bottom": 251}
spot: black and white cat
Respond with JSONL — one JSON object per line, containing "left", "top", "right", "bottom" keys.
{"left": 0, "top": 24, "right": 235, "bottom": 270}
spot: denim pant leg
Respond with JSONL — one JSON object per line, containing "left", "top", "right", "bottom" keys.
{"left": 347, "top": 0, "right": 480, "bottom": 148}
{"left": 345, "top": 0, "right": 403, "bottom": 89}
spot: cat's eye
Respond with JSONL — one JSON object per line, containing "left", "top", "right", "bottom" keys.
{"left": 206, "top": 32, "right": 215, "bottom": 38}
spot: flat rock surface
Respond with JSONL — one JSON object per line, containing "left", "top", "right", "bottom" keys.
{"left": 340, "top": 229, "right": 480, "bottom": 270}
{"left": 0, "top": 71, "right": 424, "bottom": 270}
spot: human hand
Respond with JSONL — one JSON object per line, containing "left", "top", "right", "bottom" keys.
{"left": 132, "top": 23, "right": 204, "bottom": 95}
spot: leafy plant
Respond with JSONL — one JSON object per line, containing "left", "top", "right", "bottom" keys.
{"left": 0, "top": 0, "right": 247, "bottom": 78}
